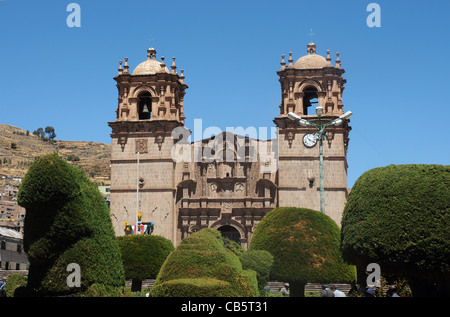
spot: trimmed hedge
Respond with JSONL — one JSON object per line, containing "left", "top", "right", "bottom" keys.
{"left": 4, "top": 274, "right": 28, "bottom": 297}
{"left": 239, "top": 250, "right": 273, "bottom": 291}
{"left": 117, "top": 235, "right": 174, "bottom": 291}
{"left": 149, "top": 278, "right": 230, "bottom": 297}
{"left": 150, "top": 228, "right": 258, "bottom": 297}
{"left": 341, "top": 164, "right": 450, "bottom": 297}
{"left": 250, "top": 207, "right": 356, "bottom": 297}
{"left": 80, "top": 283, "right": 135, "bottom": 297}
{"left": 17, "top": 154, "right": 125, "bottom": 296}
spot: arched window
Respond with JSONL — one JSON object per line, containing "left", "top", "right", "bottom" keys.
{"left": 138, "top": 91, "right": 152, "bottom": 120}
{"left": 302, "top": 87, "right": 318, "bottom": 115}
{"left": 218, "top": 225, "right": 241, "bottom": 244}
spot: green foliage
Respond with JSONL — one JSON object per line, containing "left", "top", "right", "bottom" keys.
{"left": 151, "top": 228, "right": 258, "bottom": 297}
{"left": 44, "top": 126, "right": 56, "bottom": 141}
{"left": 4, "top": 274, "right": 28, "bottom": 297}
{"left": 239, "top": 250, "right": 274, "bottom": 291}
{"left": 117, "top": 235, "right": 174, "bottom": 290}
{"left": 17, "top": 153, "right": 125, "bottom": 296}
{"left": 67, "top": 155, "right": 80, "bottom": 162}
{"left": 224, "top": 237, "right": 245, "bottom": 257}
{"left": 150, "top": 278, "right": 231, "bottom": 297}
{"left": 250, "top": 207, "right": 356, "bottom": 296}
{"left": 341, "top": 164, "right": 450, "bottom": 297}
{"left": 80, "top": 283, "right": 135, "bottom": 297}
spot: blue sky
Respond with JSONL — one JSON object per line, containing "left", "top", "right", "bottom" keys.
{"left": 1, "top": 0, "right": 449, "bottom": 187}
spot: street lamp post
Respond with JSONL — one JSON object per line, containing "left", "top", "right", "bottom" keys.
{"left": 288, "top": 107, "right": 352, "bottom": 214}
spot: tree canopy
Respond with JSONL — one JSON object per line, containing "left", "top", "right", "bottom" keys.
{"left": 250, "top": 207, "right": 356, "bottom": 297}
{"left": 117, "top": 235, "right": 174, "bottom": 292}
{"left": 150, "top": 228, "right": 258, "bottom": 297}
{"left": 341, "top": 164, "right": 450, "bottom": 297}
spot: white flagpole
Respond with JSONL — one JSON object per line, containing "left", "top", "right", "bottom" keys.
{"left": 136, "top": 151, "right": 139, "bottom": 235}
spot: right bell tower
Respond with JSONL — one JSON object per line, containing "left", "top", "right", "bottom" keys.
{"left": 274, "top": 42, "right": 352, "bottom": 225}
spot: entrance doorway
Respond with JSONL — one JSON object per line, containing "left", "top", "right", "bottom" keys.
{"left": 218, "top": 225, "right": 241, "bottom": 244}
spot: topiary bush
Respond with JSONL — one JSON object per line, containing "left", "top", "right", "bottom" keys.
{"left": 80, "top": 283, "right": 135, "bottom": 297}
{"left": 250, "top": 207, "right": 356, "bottom": 297}
{"left": 5, "top": 274, "right": 28, "bottom": 297}
{"left": 341, "top": 164, "right": 450, "bottom": 297}
{"left": 239, "top": 250, "right": 274, "bottom": 292}
{"left": 224, "top": 237, "right": 245, "bottom": 257}
{"left": 117, "top": 235, "right": 174, "bottom": 292}
{"left": 17, "top": 153, "right": 125, "bottom": 296}
{"left": 150, "top": 228, "right": 258, "bottom": 297}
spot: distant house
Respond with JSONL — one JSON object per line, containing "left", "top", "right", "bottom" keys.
{"left": 0, "top": 194, "right": 26, "bottom": 232}
{"left": 0, "top": 227, "right": 28, "bottom": 271}
{"left": 98, "top": 185, "right": 111, "bottom": 208}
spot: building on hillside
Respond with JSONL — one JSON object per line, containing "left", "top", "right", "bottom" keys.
{"left": 98, "top": 185, "right": 111, "bottom": 208}
{"left": 0, "top": 185, "right": 25, "bottom": 232}
{"left": 108, "top": 43, "right": 351, "bottom": 248}
{"left": 0, "top": 227, "right": 27, "bottom": 270}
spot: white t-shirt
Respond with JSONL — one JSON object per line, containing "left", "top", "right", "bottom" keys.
{"left": 333, "top": 289, "right": 346, "bottom": 297}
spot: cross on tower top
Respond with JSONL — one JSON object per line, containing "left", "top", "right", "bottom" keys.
{"left": 148, "top": 34, "right": 155, "bottom": 48}
{"left": 308, "top": 28, "right": 315, "bottom": 43}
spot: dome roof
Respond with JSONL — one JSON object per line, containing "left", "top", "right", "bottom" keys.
{"left": 294, "top": 54, "right": 329, "bottom": 69}
{"left": 293, "top": 43, "right": 330, "bottom": 70}
{"left": 132, "top": 48, "right": 169, "bottom": 75}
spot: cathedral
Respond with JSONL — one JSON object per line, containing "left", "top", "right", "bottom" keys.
{"left": 108, "top": 43, "right": 351, "bottom": 248}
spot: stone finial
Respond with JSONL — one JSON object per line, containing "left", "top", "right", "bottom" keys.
{"left": 280, "top": 54, "right": 286, "bottom": 71}
{"left": 288, "top": 52, "right": 293, "bottom": 67}
{"left": 180, "top": 69, "right": 185, "bottom": 84}
{"left": 147, "top": 48, "right": 157, "bottom": 60}
{"left": 160, "top": 56, "right": 166, "bottom": 71}
{"left": 335, "top": 52, "right": 341, "bottom": 68}
{"left": 326, "top": 50, "right": 332, "bottom": 66}
{"left": 124, "top": 57, "right": 129, "bottom": 73}
{"left": 307, "top": 43, "right": 316, "bottom": 55}
{"left": 171, "top": 57, "right": 177, "bottom": 74}
{"left": 118, "top": 60, "right": 123, "bottom": 75}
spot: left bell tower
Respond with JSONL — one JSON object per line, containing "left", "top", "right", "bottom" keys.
{"left": 108, "top": 47, "right": 188, "bottom": 239}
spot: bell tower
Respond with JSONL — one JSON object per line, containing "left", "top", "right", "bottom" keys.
{"left": 108, "top": 47, "right": 188, "bottom": 238}
{"left": 274, "top": 43, "right": 351, "bottom": 225}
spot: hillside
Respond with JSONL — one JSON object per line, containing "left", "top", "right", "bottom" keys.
{"left": 0, "top": 124, "right": 111, "bottom": 185}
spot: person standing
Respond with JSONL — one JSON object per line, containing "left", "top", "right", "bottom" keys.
{"left": 0, "top": 277, "right": 6, "bottom": 297}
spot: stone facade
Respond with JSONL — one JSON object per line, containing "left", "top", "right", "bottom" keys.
{"left": 109, "top": 43, "right": 351, "bottom": 248}
{"left": 0, "top": 227, "right": 27, "bottom": 270}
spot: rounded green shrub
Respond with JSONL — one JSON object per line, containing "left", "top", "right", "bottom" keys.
{"left": 151, "top": 228, "right": 258, "bottom": 297}
{"left": 117, "top": 235, "right": 174, "bottom": 292}
{"left": 239, "top": 250, "right": 273, "bottom": 291}
{"left": 250, "top": 207, "right": 356, "bottom": 297}
{"left": 150, "top": 278, "right": 230, "bottom": 297}
{"left": 4, "top": 274, "right": 28, "bottom": 297}
{"left": 17, "top": 153, "right": 125, "bottom": 296}
{"left": 341, "top": 164, "right": 450, "bottom": 297}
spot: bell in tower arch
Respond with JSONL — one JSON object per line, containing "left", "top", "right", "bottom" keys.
{"left": 302, "top": 87, "right": 319, "bottom": 115}
{"left": 138, "top": 92, "right": 152, "bottom": 120}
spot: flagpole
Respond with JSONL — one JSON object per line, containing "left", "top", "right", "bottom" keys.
{"left": 136, "top": 151, "right": 139, "bottom": 235}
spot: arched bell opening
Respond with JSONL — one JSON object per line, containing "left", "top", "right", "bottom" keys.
{"left": 302, "top": 87, "right": 318, "bottom": 115}
{"left": 138, "top": 91, "right": 152, "bottom": 120}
